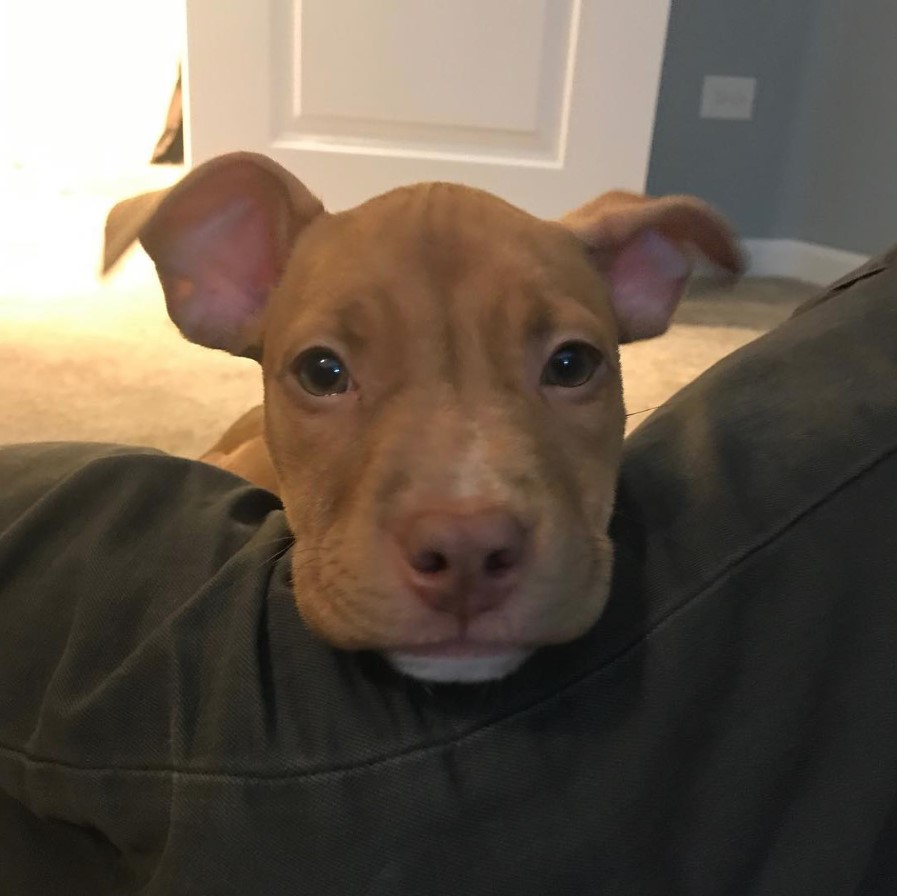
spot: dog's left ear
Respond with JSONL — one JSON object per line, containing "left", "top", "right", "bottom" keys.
{"left": 102, "top": 152, "right": 325, "bottom": 359}
{"left": 560, "top": 191, "right": 744, "bottom": 342}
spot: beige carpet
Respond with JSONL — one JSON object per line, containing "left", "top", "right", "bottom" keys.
{"left": 0, "top": 164, "right": 818, "bottom": 459}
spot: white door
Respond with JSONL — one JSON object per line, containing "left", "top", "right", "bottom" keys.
{"left": 183, "top": 0, "right": 671, "bottom": 217}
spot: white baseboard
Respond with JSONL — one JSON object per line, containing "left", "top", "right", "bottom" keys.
{"left": 741, "top": 239, "right": 870, "bottom": 286}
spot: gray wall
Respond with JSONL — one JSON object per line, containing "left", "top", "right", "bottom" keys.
{"left": 647, "top": 0, "right": 815, "bottom": 238}
{"left": 776, "top": 0, "right": 897, "bottom": 254}
{"left": 647, "top": 0, "right": 897, "bottom": 254}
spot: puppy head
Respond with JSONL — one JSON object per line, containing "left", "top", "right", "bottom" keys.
{"left": 105, "top": 153, "right": 742, "bottom": 683}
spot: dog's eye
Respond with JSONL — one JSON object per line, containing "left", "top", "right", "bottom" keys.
{"left": 541, "top": 342, "right": 603, "bottom": 388}
{"left": 292, "top": 347, "right": 352, "bottom": 396}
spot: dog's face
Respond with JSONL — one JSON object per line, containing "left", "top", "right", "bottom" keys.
{"left": 104, "top": 153, "right": 742, "bottom": 682}
{"left": 264, "top": 185, "right": 626, "bottom": 680}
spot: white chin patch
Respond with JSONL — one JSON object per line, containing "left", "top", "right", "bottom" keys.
{"left": 387, "top": 648, "right": 531, "bottom": 684}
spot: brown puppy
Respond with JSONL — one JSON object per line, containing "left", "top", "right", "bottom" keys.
{"left": 104, "top": 153, "right": 742, "bottom": 682}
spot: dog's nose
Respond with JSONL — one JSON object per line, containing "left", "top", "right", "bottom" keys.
{"left": 396, "top": 509, "right": 528, "bottom": 616}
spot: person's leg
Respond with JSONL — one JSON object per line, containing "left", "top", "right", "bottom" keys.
{"left": 0, "top": 249, "right": 896, "bottom": 894}
{"left": 791, "top": 242, "right": 897, "bottom": 317}
{"left": 583, "top": 246, "right": 897, "bottom": 893}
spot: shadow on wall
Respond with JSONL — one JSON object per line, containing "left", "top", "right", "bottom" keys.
{"left": 776, "top": 0, "right": 897, "bottom": 254}
{"left": 647, "top": 0, "right": 897, "bottom": 255}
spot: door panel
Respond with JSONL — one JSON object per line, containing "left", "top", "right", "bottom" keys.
{"left": 185, "top": 0, "right": 671, "bottom": 215}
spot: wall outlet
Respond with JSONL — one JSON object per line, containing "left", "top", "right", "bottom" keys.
{"left": 700, "top": 76, "right": 756, "bottom": 120}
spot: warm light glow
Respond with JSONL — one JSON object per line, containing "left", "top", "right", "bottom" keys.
{"left": 0, "top": 0, "right": 184, "bottom": 314}
{"left": 0, "top": 0, "right": 184, "bottom": 174}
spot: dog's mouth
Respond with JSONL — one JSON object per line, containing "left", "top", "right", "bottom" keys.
{"left": 394, "top": 638, "right": 516, "bottom": 659}
{"left": 386, "top": 640, "right": 532, "bottom": 683}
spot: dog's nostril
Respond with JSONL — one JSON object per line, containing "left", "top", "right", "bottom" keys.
{"left": 484, "top": 548, "right": 516, "bottom": 575}
{"left": 412, "top": 550, "right": 449, "bottom": 575}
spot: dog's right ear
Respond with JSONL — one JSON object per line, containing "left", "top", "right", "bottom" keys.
{"left": 103, "top": 152, "right": 325, "bottom": 358}
{"left": 559, "top": 191, "right": 743, "bottom": 343}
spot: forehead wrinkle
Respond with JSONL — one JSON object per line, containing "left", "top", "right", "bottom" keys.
{"left": 348, "top": 184, "right": 550, "bottom": 390}
{"left": 521, "top": 290, "right": 559, "bottom": 345}
{"left": 409, "top": 187, "right": 467, "bottom": 389}
{"left": 472, "top": 282, "right": 553, "bottom": 392}
{"left": 323, "top": 296, "right": 367, "bottom": 354}
{"left": 277, "top": 278, "right": 399, "bottom": 362}
{"left": 478, "top": 275, "right": 558, "bottom": 341}
{"left": 420, "top": 227, "right": 555, "bottom": 394}
{"left": 331, "top": 293, "right": 391, "bottom": 356}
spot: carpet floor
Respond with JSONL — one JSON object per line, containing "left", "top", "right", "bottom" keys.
{"left": 0, "top": 163, "right": 819, "bottom": 459}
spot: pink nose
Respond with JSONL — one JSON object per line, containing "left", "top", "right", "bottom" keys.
{"left": 396, "top": 509, "right": 528, "bottom": 617}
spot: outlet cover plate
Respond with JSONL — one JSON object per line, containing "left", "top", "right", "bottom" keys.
{"left": 700, "top": 75, "right": 756, "bottom": 120}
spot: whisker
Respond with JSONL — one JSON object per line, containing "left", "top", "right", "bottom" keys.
{"left": 252, "top": 548, "right": 293, "bottom": 571}
{"left": 249, "top": 536, "right": 312, "bottom": 573}
{"left": 253, "top": 534, "right": 294, "bottom": 550}
{"left": 625, "top": 405, "right": 661, "bottom": 419}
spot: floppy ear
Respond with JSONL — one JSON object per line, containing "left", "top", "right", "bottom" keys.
{"left": 103, "top": 151, "right": 325, "bottom": 358}
{"left": 560, "top": 191, "right": 744, "bottom": 343}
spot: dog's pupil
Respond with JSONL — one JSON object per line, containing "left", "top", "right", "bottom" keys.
{"left": 554, "top": 350, "right": 583, "bottom": 380}
{"left": 549, "top": 344, "right": 591, "bottom": 386}
{"left": 311, "top": 355, "right": 342, "bottom": 386}
{"left": 295, "top": 348, "right": 348, "bottom": 395}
